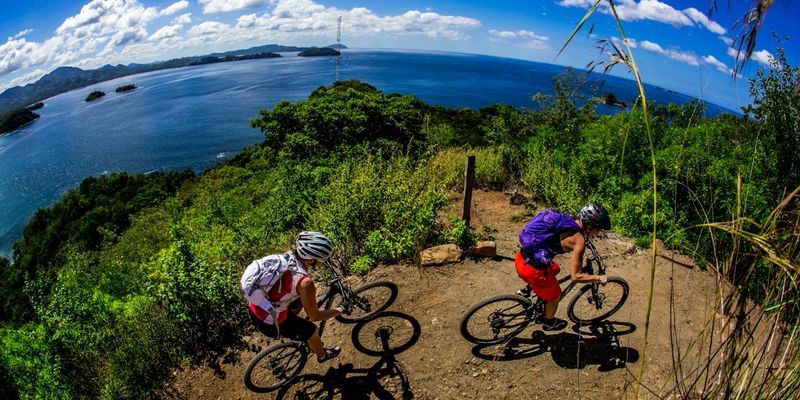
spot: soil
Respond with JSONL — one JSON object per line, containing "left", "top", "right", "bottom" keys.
{"left": 161, "top": 190, "right": 724, "bottom": 400}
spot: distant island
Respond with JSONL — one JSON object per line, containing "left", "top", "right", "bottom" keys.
{"left": 602, "top": 92, "right": 627, "bottom": 108}
{"left": 85, "top": 91, "right": 106, "bottom": 102}
{"left": 0, "top": 108, "right": 39, "bottom": 135}
{"left": 115, "top": 84, "right": 136, "bottom": 93}
{"left": 0, "top": 43, "right": 342, "bottom": 115}
{"left": 298, "top": 47, "right": 341, "bottom": 57}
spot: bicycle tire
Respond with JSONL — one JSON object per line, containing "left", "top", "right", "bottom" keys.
{"left": 567, "top": 276, "right": 629, "bottom": 324}
{"left": 336, "top": 280, "right": 398, "bottom": 323}
{"left": 459, "top": 294, "right": 532, "bottom": 345}
{"left": 243, "top": 341, "right": 308, "bottom": 393}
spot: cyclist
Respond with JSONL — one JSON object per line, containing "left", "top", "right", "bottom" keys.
{"left": 515, "top": 203, "right": 611, "bottom": 331}
{"left": 241, "top": 231, "right": 344, "bottom": 363}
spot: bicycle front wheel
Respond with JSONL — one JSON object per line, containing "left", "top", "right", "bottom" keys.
{"left": 243, "top": 341, "right": 308, "bottom": 393}
{"left": 460, "top": 294, "right": 532, "bottom": 345}
{"left": 567, "top": 276, "right": 629, "bottom": 324}
{"left": 336, "top": 280, "right": 398, "bottom": 323}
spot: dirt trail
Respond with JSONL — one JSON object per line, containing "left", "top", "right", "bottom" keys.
{"left": 162, "top": 190, "right": 721, "bottom": 400}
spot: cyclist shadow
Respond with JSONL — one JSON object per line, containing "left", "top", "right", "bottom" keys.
{"left": 275, "top": 311, "right": 421, "bottom": 399}
{"left": 471, "top": 321, "right": 639, "bottom": 371}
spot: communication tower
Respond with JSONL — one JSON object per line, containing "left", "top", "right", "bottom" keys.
{"left": 335, "top": 16, "right": 342, "bottom": 82}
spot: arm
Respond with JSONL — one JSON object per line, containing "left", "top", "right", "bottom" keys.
{"left": 566, "top": 233, "right": 607, "bottom": 284}
{"left": 298, "top": 278, "right": 342, "bottom": 322}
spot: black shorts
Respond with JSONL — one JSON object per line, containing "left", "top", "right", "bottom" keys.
{"left": 250, "top": 308, "right": 317, "bottom": 342}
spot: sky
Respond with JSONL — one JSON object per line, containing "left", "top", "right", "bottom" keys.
{"left": 1, "top": 0, "right": 798, "bottom": 111}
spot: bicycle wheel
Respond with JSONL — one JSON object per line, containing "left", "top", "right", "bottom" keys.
{"left": 243, "top": 341, "right": 308, "bottom": 393}
{"left": 336, "top": 280, "right": 398, "bottom": 323}
{"left": 459, "top": 294, "right": 532, "bottom": 345}
{"left": 351, "top": 311, "right": 421, "bottom": 356}
{"left": 567, "top": 276, "right": 629, "bottom": 324}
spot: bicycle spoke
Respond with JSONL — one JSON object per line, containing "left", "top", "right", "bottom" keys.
{"left": 460, "top": 295, "right": 531, "bottom": 345}
{"left": 244, "top": 342, "right": 307, "bottom": 392}
{"left": 567, "top": 278, "right": 629, "bottom": 324}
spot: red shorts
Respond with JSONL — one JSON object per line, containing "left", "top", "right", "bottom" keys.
{"left": 515, "top": 251, "right": 562, "bottom": 302}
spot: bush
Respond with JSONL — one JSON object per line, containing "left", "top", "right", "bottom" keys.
{"left": 428, "top": 147, "right": 510, "bottom": 190}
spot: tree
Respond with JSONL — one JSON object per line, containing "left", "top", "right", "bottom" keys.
{"left": 743, "top": 44, "right": 800, "bottom": 194}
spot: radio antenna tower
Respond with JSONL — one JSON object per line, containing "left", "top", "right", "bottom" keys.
{"left": 335, "top": 16, "right": 342, "bottom": 82}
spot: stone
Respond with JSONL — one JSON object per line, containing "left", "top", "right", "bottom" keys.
{"left": 469, "top": 241, "right": 496, "bottom": 258}
{"left": 420, "top": 244, "right": 462, "bottom": 266}
{"left": 509, "top": 192, "right": 527, "bottom": 205}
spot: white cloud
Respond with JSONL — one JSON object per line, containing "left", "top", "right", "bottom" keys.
{"left": 719, "top": 36, "right": 733, "bottom": 46}
{"left": 610, "top": 36, "right": 638, "bottom": 49}
{"left": 0, "top": 68, "right": 48, "bottom": 93}
{"left": 703, "top": 54, "right": 734, "bottom": 75}
{"left": 683, "top": 7, "right": 726, "bottom": 35}
{"left": 150, "top": 25, "right": 183, "bottom": 41}
{"left": 13, "top": 29, "right": 34, "bottom": 39}
{"left": 750, "top": 49, "right": 773, "bottom": 66}
{"left": 161, "top": 1, "right": 189, "bottom": 16}
{"left": 0, "top": 37, "right": 49, "bottom": 75}
{"left": 488, "top": 29, "right": 549, "bottom": 50}
{"left": 727, "top": 47, "right": 773, "bottom": 67}
{"left": 236, "top": 14, "right": 258, "bottom": 29}
{"left": 173, "top": 13, "right": 192, "bottom": 25}
{"left": 558, "top": 0, "right": 692, "bottom": 27}
{"left": 189, "top": 21, "right": 231, "bottom": 36}
{"left": 200, "top": 0, "right": 267, "bottom": 14}
{"left": 640, "top": 39, "right": 700, "bottom": 66}
{"left": 558, "top": 1, "right": 729, "bottom": 35}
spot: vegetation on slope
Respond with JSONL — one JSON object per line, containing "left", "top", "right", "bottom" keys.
{"left": 0, "top": 58, "right": 797, "bottom": 398}
{"left": 0, "top": 108, "right": 39, "bottom": 135}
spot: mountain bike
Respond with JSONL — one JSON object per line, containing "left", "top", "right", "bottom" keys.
{"left": 243, "top": 261, "right": 398, "bottom": 393}
{"left": 460, "top": 236, "right": 629, "bottom": 345}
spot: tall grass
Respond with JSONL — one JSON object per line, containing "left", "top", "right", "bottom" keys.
{"left": 558, "top": 1, "right": 798, "bottom": 398}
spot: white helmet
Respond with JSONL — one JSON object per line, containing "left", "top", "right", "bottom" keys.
{"left": 295, "top": 231, "right": 333, "bottom": 262}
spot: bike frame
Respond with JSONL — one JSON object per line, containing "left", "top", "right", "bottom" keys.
{"left": 313, "top": 261, "right": 350, "bottom": 336}
{"left": 521, "top": 235, "right": 606, "bottom": 316}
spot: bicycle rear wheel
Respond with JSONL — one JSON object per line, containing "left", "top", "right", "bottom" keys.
{"left": 567, "top": 276, "right": 629, "bottom": 324}
{"left": 243, "top": 341, "right": 308, "bottom": 393}
{"left": 336, "top": 280, "right": 398, "bottom": 323}
{"left": 460, "top": 294, "right": 532, "bottom": 345}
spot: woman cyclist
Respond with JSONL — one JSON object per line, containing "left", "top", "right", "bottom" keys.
{"left": 241, "top": 231, "right": 343, "bottom": 363}
{"left": 515, "top": 203, "right": 611, "bottom": 331}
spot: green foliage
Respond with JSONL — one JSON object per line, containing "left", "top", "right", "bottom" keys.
{"left": 0, "top": 324, "right": 73, "bottom": 399}
{"left": 531, "top": 67, "right": 598, "bottom": 139}
{"left": 0, "top": 108, "right": 39, "bottom": 135}
{"left": 4, "top": 171, "right": 193, "bottom": 324}
{"left": 743, "top": 42, "right": 800, "bottom": 194}
{"left": 428, "top": 147, "right": 510, "bottom": 190}
{"left": 445, "top": 217, "right": 476, "bottom": 250}
{"left": 251, "top": 80, "right": 428, "bottom": 160}
{"left": 308, "top": 156, "right": 446, "bottom": 270}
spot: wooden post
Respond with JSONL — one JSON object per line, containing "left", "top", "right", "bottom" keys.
{"left": 462, "top": 155, "right": 475, "bottom": 227}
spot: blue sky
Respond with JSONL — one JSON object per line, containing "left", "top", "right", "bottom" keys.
{"left": 1, "top": 0, "right": 797, "bottom": 111}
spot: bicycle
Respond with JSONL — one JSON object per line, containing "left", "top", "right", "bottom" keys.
{"left": 460, "top": 236, "right": 629, "bottom": 345}
{"left": 243, "top": 261, "right": 399, "bottom": 393}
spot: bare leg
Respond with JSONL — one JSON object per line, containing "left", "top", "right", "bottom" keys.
{"left": 307, "top": 328, "right": 325, "bottom": 358}
{"left": 545, "top": 299, "right": 560, "bottom": 319}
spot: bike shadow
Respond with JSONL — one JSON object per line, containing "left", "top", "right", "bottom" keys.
{"left": 471, "top": 321, "right": 639, "bottom": 371}
{"left": 274, "top": 311, "right": 421, "bottom": 399}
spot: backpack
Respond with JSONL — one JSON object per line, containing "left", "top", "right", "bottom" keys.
{"left": 519, "top": 209, "right": 582, "bottom": 268}
{"left": 240, "top": 253, "right": 293, "bottom": 313}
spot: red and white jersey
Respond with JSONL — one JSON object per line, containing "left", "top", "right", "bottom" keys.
{"left": 249, "top": 262, "right": 309, "bottom": 325}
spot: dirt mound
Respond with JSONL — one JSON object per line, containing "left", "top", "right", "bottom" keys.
{"left": 161, "top": 190, "right": 719, "bottom": 399}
